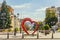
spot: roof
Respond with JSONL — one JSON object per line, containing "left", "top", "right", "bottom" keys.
{"left": 0, "top": 4, "right": 13, "bottom": 12}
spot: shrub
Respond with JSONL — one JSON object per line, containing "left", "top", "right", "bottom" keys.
{"left": 44, "top": 24, "right": 50, "bottom": 30}
{"left": 15, "top": 27, "right": 19, "bottom": 32}
{"left": 57, "top": 28, "right": 60, "bottom": 32}
{"left": 8, "top": 28, "right": 12, "bottom": 32}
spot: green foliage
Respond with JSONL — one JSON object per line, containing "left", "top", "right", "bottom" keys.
{"left": 44, "top": 24, "right": 50, "bottom": 30}
{"left": 15, "top": 27, "right": 19, "bottom": 32}
{"left": 8, "top": 28, "right": 12, "bottom": 32}
{"left": 41, "top": 27, "right": 45, "bottom": 30}
{"left": 0, "top": 1, "right": 11, "bottom": 29}
{"left": 45, "top": 8, "right": 58, "bottom": 27}
{"left": 45, "top": 17, "right": 58, "bottom": 28}
{"left": 46, "top": 12, "right": 56, "bottom": 18}
{"left": 38, "top": 22, "right": 43, "bottom": 30}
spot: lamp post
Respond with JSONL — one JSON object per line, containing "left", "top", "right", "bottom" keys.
{"left": 17, "top": 13, "right": 22, "bottom": 33}
{"left": 17, "top": 13, "right": 19, "bottom": 32}
{"left": 22, "top": 31, "right": 24, "bottom": 39}
{"left": 37, "top": 27, "right": 39, "bottom": 39}
{"left": 14, "top": 15, "right": 16, "bottom": 36}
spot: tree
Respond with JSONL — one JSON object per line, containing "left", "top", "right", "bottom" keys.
{"left": 45, "top": 17, "right": 58, "bottom": 28}
{"left": 38, "top": 22, "right": 43, "bottom": 30}
{"left": 44, "top": 24, "right": 50, "bottom": 30}
{"left": 45, "top": 8, "right": 58, "bottom": 28}
{"left": 0, "top": 1, "right": 11, "bottom": 29}
{"left": 44, "top": 24, "right": 50, "bottom": 35}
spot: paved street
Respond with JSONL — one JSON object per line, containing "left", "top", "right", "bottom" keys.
{"left": 0, "top": 38, "right": 60, "bottom": 40}
{"left": 0, "top": 31, "right": 60, "bottom": 39}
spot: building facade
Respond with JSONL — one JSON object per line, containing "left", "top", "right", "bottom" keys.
{"left": 56, "top": 7, "right": 60, "bottom": 27}
{"left": 46, "top": 6, "right": 60, "bottom": 27}
{"left": 46, "top": 6, "right": 56, "bottom": 18}
{"left": 56, "top": 7, "right": 60, "bottom": 23}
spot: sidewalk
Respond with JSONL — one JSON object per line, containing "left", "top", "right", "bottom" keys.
{"left": 0, "top": 38, "right": 60, "bottom": 40}
{"left": 0, "top": 31, "right": 60, "bottom": 39}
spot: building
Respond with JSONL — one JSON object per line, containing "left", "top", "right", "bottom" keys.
{"left": 45, "top": 6, "right": 58, "bottom": 28}
{"left": 56, "top": 7, "right": 60, "bottom": 23}
{"left": 56, "top": 7, "right": 60, "bottom": 27}
{"left": 46, "top": 6, "right": 56, "bottom": 18}
{"left": 45, "top": 6, "right": 60, "bottom": 27}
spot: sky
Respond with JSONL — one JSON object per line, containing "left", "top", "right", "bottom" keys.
{"left": 0, "top": 0, "right": 60, "bottom": 21}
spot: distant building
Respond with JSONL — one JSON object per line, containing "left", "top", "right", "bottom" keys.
{"left": 56, "top": 7, "right": 60, "bottom": 27}
{"left": 46, "top": 6, "right": 56, "bottom": 18}
{"left": 56, "top": 7, "right": 60, "bottom": 23}
{"left": 45, "top": 6, "right": 58, "bottom": 27}
{"left": 45, "top": 6, "right": 60, "bottom": 27}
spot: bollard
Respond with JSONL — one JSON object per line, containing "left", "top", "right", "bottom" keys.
{"left": 22, "top": 31, "right": 24, "bottom": 39}
{"left": 52, "top": 32, "right": 53, "bottom": 39}
{"left": 37, "top": 31, "right": 39, "bottom": 39}
{"left": 7, "top": 32, "right": 9, "bottom": 39}
{"left": 14, "top": 32, "right": 16, "bottom": 36}
{"left": 14, "top": 28, "right": 16, "bottom": 36}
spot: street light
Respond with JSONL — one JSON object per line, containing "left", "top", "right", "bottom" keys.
{"left": 14, "top": 15, "right": 17, "bottom": 36}
{"left": 17, "top": 13, "right": 22, "bottom": 33}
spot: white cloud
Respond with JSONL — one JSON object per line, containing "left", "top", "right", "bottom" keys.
{"left": 19, "top": 14, "right": 30, "bottom": 19}
{"left": 19, "top": 14, "right": 45, "bottom": 22}
{"left": 14, "top": 6, "right": 47, "bottom": 22}
{"left": 35, "top": 7, "right": 48, "bottom": 12}
{"left": 11, "top": 3, "right": 31, "bottom": 9}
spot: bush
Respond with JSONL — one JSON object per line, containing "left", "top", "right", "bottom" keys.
{"left": 44, "top": 24, "right": 50, "bottom": 30}
{"left": 15, "top": 27, "right": 19, "bottom": 32}
{"left": 57, "top": 28, "right": 60, "bottom": 32}
{"left": 41, "top": 27, "right": 45, "bottom": 30}
{"left": 8, "top": 28, "right": 12, "bottom": 32}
